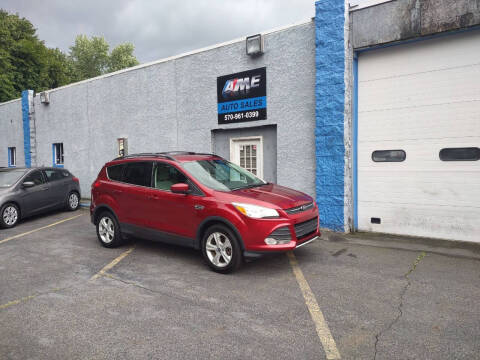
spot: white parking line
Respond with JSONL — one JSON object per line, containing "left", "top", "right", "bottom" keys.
{"left": 287, "top": 251, "right": 341, "bottom": 359}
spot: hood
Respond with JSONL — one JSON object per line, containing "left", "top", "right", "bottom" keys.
{"left": 230, "top": 183, "right": 312, "bottom": 209}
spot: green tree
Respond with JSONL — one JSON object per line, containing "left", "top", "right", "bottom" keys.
{"left": 69, "top": 35, "right": 109, "bottom": 79}
{"left": 0, "top": 9, "right": 73, "bottom": 102}
{"left": 108, "top": 43, "right": 139, "bottom": 72}
{"left": 0, "top": 10, "right": 140, "bottom": 102}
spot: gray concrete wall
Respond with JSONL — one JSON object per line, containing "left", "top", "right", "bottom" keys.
{"left": 211, "top": 125, "right": 278, "bottom": 183}
{"left": 15, "top": 21, "right": 316, "bottom": 198}
{"left": 0, "top": 99, "right": 25, "bottom": 168}
{"left": 352, "top": 0, "right": 480, "bottom": 49}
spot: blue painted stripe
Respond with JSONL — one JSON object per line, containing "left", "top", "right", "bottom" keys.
{"left": 353, "top": 53, "right": 359, "bottom": 230}
{"left": 52, "top": 143, "right": 55, "bottom": 167}
{"left": 21, "top": 90, "right": 31, "bottom": 168}
{"left": 7, "top": 148, "right": 11, "bottom": 167}
{"left": 218, "top": 96, "right": 266, "bottom": 114}
{"left": 314, "top": 0, "right": 346, "bottom": 232}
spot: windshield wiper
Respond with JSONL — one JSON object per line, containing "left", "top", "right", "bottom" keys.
{"left": 231, "top": 182, "right": 268, "bottom": 191}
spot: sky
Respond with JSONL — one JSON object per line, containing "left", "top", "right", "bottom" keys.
{"left": 2, "top": 0, "right": 369, "bottom": 64}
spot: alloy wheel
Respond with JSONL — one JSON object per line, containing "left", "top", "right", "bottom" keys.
{"left": 69, "top": 193, "right": 79, "bottom": 209}
{"left": 98, "top": 217, "right": 115, "bottom": 244}
{"left": 205, "top": 232, "right": 233, "bottom": 267}
{"left": 3, "top": 206, "right": 18, "bottom": 226}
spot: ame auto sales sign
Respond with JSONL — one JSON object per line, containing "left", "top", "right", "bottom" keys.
{"left": 217, "top": 67, "right": 267, "bottom": 124}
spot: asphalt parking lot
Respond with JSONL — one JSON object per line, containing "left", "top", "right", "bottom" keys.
{"left": 1, "top": 209, "right": 479, "bottom": 359}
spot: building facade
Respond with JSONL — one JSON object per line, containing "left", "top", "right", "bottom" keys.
{"left": 1, "top": 0, "right": 479, "bottom": 242}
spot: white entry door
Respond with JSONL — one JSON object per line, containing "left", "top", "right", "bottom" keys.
{"left": 230, "top": 137, "right": 264, "bottom": 179}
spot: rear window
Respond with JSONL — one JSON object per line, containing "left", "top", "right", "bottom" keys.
{"left": 107, "top": 164, "right": 125, "bottom": 181}
{"left": 123, "top": 162, "right": 153, "bottom": 187}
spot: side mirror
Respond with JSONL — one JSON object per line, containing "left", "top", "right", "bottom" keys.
{"left": 22, "top": 181, "right": 35, "bottom": 188}
{"left": 171, "top": 183, "right": 189, "bottom": 194}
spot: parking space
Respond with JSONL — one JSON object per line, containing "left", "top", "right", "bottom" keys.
{"left": 1, "top": 210, "right": 479, "bottom": 359}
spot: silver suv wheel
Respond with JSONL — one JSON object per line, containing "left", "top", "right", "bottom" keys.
{"left": 205, "top": 232, "right": 233, "bottom": 267}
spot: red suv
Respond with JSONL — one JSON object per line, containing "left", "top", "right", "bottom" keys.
{"left": 90, "top": 152, "right": 320, "bottom": 273}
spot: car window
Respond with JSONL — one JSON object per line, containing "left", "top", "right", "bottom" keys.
{"left": 107, "top": 164, "right": 125, "bottom": 181}
{"left": 24, "top": 170, "right": 45, "bottom": 186}
{"left": 0, "top": 170, "right": 27, "bottom": 188}
{"left": 123, "top": 162, "right": 153, "bottom": 187}
{"left": 153, "top": 163, "right": 188, "bottom": 191}
{"left": 44, "top": 169, "right": 64, "bottom": 182}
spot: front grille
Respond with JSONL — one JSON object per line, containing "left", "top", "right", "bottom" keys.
{"left": 294, "top": 217, "right": 318, "bottom": 239}
{"left": 285, "top": 202, "right": 314, "bottom": 215}
{"left": 269, "top": 226, "right": 292, "bottom": 241}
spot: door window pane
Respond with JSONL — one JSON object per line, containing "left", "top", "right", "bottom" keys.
{"left": 154, "top": 163, "right": 187, "bottom": 191}
{"left": 44, "top": 169, "right": 64, "bottom": 182}
{"left": 123, "top": 162, "right": 153, "bottom": 187}
{"left": 24, "top": 171, "right": 45, "bottom": 186}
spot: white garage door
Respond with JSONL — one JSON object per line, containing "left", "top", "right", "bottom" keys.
{"left": 357, "top": 31, "right": 480, "bottom": 242}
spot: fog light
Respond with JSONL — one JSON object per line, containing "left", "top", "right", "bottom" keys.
{"left": 264, "top": 238, "right": 278, "bottom": 245}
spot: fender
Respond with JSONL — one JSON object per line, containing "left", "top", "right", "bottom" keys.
{"left": 195, "top": 216, "right": 245, "bottom": 251}
{"left": 92, "top": 203, "right": 119, "bottom": 225}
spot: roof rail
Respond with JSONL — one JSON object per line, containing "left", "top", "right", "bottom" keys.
{"left": 112, "top": 151, "right": 219, "bottom": 162}
{"left": 112, "top": 153, "right": 176, "bottom": 161}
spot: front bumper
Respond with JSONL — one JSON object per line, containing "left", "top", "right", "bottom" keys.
{"left": 243, "top": 235, "right": 319, "bottom": 259}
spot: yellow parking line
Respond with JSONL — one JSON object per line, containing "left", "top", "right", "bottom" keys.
{"left": 90, "top": 246, "right": 135, "bottom": 281}
{"left": 0, "top": 213, "right": 85, "bottom": 245}
{"left": 0, "top": 294, "right": 37, "bottom": 310}
{"left": 287, "top": 251, "right": 341, "bottom": 360}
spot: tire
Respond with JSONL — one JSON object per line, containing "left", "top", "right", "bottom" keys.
{"left": 201, "top": 224, "right": 242, "bottom": 273}
{"left": 66, "top": 191, "right": 80, "bottom": 211}
{"left": 96, "top": 211, "right": 123, "bottom": 248}
{"left": 0, "top": 203, "right": 20, "bottom": 229}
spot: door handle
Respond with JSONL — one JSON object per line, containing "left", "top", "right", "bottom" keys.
{"left": 41, "top": 187, "right": 49, "bottom": 191}
{"left": 194, "top": 204, "right": 205, "bottom": 210}
{"left": 113, "top": 190, "right": 122, "bottom": 194}
{"left": 148, "top": 195, "right": 159, "bottom": 200}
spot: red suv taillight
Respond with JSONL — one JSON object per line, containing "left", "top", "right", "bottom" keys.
{"left": 72, "top": 176, "right": 80, "bottom": 183}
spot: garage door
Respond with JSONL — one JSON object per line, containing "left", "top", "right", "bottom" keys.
{"left": 357, "top": 31, "right": 480, "bottom": 242}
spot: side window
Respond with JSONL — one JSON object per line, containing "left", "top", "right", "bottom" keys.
{"left": 53, "top": 143, "right": 64, "bottom": 167}
{"left": 439, "top": 147, "right": 480, "bottom": 161}
{"left": 8, "top": 147, "right": 16, "bottom": 167}
{"left": 24, "top": 170, "right": 45, "bottom": 186}
{"left": 123, "top": 162, "right": 153, "bottom": 187}
{"left": 107, "top": 164, "right": 125, "bottom": 182}
{"left": 44, "top": 169, "right": 64, "bottom": 182}
{"left": 154, "top": 163, "right": 188, "bottom": 191}
{"left": 372, "top": 150, "right": 406, "bottom": 162}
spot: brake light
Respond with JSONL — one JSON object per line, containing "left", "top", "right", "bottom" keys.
{"left": 72, "top": 176, "right": 80, "bottom": 183}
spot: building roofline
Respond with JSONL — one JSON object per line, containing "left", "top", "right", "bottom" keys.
{"left": 0, "top": 18, "right": 313, "bottom": 106}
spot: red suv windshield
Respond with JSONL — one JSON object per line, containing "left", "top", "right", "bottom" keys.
{"left": 182, "top": 159, "right": 266, "bottom": 191}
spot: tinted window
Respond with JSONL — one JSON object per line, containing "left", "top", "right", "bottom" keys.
{"left": 154, "top": 163, "right": 188, "bottom": 191}
{"left": 44, "top": 169, "right": 64, "bottom": 182}
{"left": 61, "top": 170, "right": 71, "bottom": 177}
{"left": 123, "top": 162, "right": 153, "bottom": 187}
{"left": 107, "top": 164, "right": 125, "bottom": 181}
{"left": 439, "top": 147, "right": 480, "bottom": 161}
{"left": 24, "top": 170, "right": 45, "bottom": 186}
{"left": 372, "top": 150, "right": 406, "bottom": 162}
